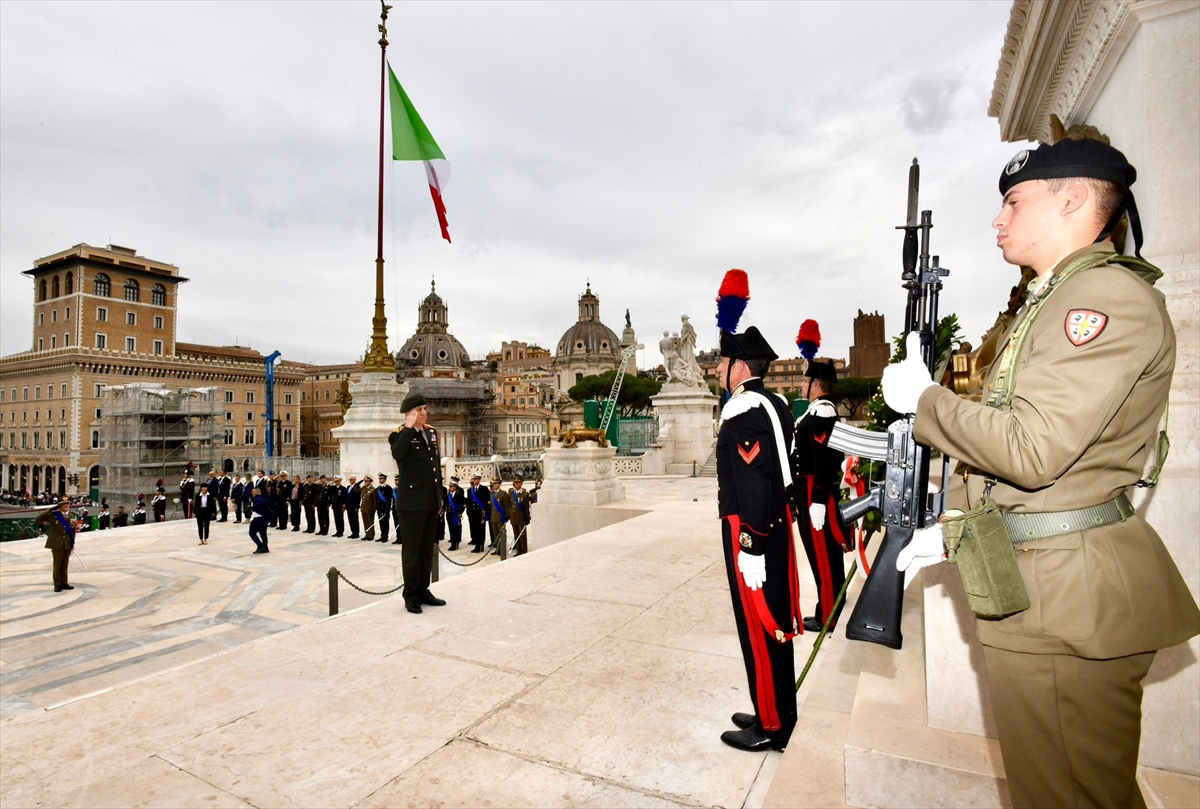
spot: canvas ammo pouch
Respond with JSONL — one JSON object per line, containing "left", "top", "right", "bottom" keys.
{"left": 942, "top": 496, "right": 1030, "bottom": 619}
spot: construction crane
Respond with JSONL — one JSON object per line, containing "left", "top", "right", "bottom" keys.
{"left": 598, "top": 343, "right": 643, "bottom": 436}
{"left": 264, "top": 351, "right": 281, "bottom": 457}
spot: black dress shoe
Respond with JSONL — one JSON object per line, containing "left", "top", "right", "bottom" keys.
{"left": 54, "top": 586, "right": 63, "bottom": 592}
{"left": 253, "top": 549, "right": 265, "bottom": 554}
{"left": 720, "top": 726, "right": 786, "bottom": 752}
{"left": 803, "top": 616, "right": 834, "bottom": 633}
{"left": 361, "top": 537, "right": 372, "bottom": 541}
{"left": 292, "top": 527, "right": 299, "bottom": 531}
{"left": 406, "top": 602, "right": 423, "bottom": 614}
{"left": 391, "top": 540, "right": 402, "bottom": 544}
{"left": 61, "top": 584, "right": 75, "bottom": 590}
{"left": 731, "top": 712, "right": 756, "bottom": 730}
{"left": 376, "top": 538, "right": 388, "bottom": 542}
{"left": 333, "top": 533, "right": 343, "bottom": 538}
{"left": 349, "top": 534, "right": 359, "bottom": 539}
{"left": 419, "top": 593, "right": 446, "bottom": 607}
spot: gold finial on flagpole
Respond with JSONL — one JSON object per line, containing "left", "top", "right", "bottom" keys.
{"left": 363, "top": 0, "right": 396, "bottom": 374}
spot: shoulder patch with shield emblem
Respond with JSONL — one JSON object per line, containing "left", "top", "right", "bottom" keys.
{"left": 1065, "top": 309, "right": 1108, "bottom": 346}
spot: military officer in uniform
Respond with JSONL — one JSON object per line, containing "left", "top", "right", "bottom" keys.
{"left": 791, "top": 357, "right": 853, "bottom": 632}
{"left": 216, "top": 469, "right": 232, "bottom": 522}
{"left": 487, "top": 478, "right": 512, "bottom": 558}
{"left": 509, "top": 474, "right": 534, "bottom": 556}
{"left": 275, "top": 471, "right": 293, "bottom": 531}
{"left": 715, "top": 325, "right": 802, "bottom": 753}
{"left": 444, "top": 477, "right": 466, "bottom": 550}
{"left": 315, "top": 474, "right": 332, "bottom": 535}
{"left": 37, "top": 497, "right": 75, "bottom": 592}
{"left": 375, "top": 473, "right": 393, "bottom": 543}
{"left": 465, "top": 473, "right": 489, "bottom": 553}
{"left": 359, "top": 473, "right": 377, "bottom": 541}
{"left": 885, "top": 138, "right": 1200, "bottom": 808}
{"left": 343, "top": 475, "right": 359, "bottom": 538}
{"left": 389, "top": 392, "right": 446, "bottom": 614}
{"left": 300, "top": 474, "right": 318, "bottom": 533}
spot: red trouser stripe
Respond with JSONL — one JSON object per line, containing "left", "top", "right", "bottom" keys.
{"left": 727, "top": 515, "right": 780, "bottom": 731}
{"left": 806, "top": 477, "right": 835, "bottom": 622}
{"left": 786, "top": 506, "right": 803, "bottom": 630}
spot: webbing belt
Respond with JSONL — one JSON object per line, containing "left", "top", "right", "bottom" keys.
{"left": 1004, "top": 494, "right": 1134, "bottom": 543}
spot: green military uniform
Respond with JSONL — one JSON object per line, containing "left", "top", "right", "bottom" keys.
{"left": 917, "top": 244, "right": 1199, "bottom": 806}
{"left": 37, "top": 506, "right": 74, "bottom": 591}
{"left": 509, "top": 479, "right": 533, "bottom": 556}
{"left": 359, "top": 478, "right": 377, "bottom": 541}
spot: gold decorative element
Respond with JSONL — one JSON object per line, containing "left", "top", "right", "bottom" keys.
{"left": 560, "top": 428, "right": 609, "bottom": 448}
{"left": 335, "top": 378, "right": 353, "bottom": 416}
{"left": 378, "top": 1, "right": 392, "bottom": 47}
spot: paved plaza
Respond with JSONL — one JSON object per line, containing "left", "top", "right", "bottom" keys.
{"left": 2, "top": 477, "right": 1196, "bottom": 808}
{"left": 0, "top": 477, "right": 804, "bottom": 808}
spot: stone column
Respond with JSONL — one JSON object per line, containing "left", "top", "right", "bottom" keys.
{"left": 331, "top": 372, "right": 408, "bottom": 482}
{"left": 648, "top": 383, "right": 719, "bottom": 475}
{"left": 537, "top": 441, "right": 625, "bottom": 506}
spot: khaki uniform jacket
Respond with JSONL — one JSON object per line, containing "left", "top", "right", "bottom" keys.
{"left": 38, "top": 509, "right": 73, "bottom": 551}
{"left": 916, "top": 243, "right": 1199, "bottom": 658}
{"left": 489, "top": 489, "right": 513, "bottom": 533}
{"left": 509, "top": 487, "right": 532, "bottom": 526}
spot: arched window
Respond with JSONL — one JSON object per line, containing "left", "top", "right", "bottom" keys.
{"left": 65, "top": 272, "right": 73, "bottom": 293}
{"left": 151, "top": 284, "right": 166, "bottom": 306}
{"left": 38, "top": 279, "right": 47, "bottom": 301}
{"left": 94, "top": 273, "right": 111, "bottom": 297}
{"left": 124, "top": 278, "right": 140, "bottom": 302}
{"left": 51, "top": 276, "right": 60, "bottom": 297}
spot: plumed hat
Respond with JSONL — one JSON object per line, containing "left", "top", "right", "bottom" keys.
{"left": 804, "top": 359, "right": 838, "bottom": 386}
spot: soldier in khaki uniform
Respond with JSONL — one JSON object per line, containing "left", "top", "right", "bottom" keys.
{"left": 885, "top": 138, "right": 1199, "bottom": 808}
{"left": 508, "top": 474, "right": 534, "bottom": 556}
{"left": 359, "top": 473, "right": 377, "bottom": 541}
{"left": 37, "top": 497, "right": 75, "bottom": 591}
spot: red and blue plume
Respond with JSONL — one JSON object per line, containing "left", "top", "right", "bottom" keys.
{"left": 716, "top": 269, "right": 750, "bottom": 334}
{"left": 796, "top": 319, "right": 821, "bottom": 361}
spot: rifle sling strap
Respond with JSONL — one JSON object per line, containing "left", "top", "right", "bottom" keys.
{"left": 986, "top": 250, "right": 1170, "bottom": 488}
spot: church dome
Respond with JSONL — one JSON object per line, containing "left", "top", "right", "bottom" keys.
{"left": 555, "top": 283, "right": 621, "bottom": 358}
{"left": 396, "top": 280, "right": 472, "bottom": 373}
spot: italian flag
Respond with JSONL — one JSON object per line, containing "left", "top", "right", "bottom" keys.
{"left": 388, "top": 63, "right": 451, "bottom": 243}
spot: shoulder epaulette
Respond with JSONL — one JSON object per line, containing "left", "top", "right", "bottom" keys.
{"left": 719, "top": 392, "right": 762, "bottom": 424}
{"left": 807, "top": 400, "right": 838, "bottom": 419}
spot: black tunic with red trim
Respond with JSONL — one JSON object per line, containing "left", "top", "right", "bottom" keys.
{"left": 791, "top": 395, "right": 852, "bottom": 624}
{"left": 716, "top": 377, "right": 802, "bottom": 738}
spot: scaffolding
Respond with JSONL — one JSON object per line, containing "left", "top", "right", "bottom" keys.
{"left": 98, "top": 383, "right": 223, "bottom": 507}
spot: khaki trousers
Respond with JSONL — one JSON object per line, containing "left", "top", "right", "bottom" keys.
{"left": 983, "top": 645, "right": 1154, "bottom": 809}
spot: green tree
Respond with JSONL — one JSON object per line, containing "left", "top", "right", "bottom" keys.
{"left": 567, "top": 370, "right": 662, "bottom": 416}
{"left": 831, "top": 377, "right": 880, "bottom": 421}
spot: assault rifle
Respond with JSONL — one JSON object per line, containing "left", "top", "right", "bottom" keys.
{"left": 826, "top": 158, "right": 950, "bottom": 649}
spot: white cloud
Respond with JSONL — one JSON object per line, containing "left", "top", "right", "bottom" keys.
{"left": 1, "top": 0, "right": 1029, "bottom": 374}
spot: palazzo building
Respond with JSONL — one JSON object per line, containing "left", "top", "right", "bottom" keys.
{"left": 0, "top": 243, "right": 303, "bottom": 501}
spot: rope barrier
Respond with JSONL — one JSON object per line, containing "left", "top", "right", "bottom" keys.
{"left": 335, "top": 569, "right": 404, "bottom": 596}
{"left": 437, "top": 543, "right": 494, "bottom": 567}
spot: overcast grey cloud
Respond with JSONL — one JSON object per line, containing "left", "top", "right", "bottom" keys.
{"left": 1, "top": 0, "right": 1028, "bottom": 372}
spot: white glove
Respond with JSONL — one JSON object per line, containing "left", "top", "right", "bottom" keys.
{"left": 809, "top": 503, "right": 826, "bottom": 530}
{"left": 737, "top": 552, "right": 767, "bottom": 591}
{"left": 882, "top": 332, "right": 936, "bottom": 414}
{"left": 895, "top": 523, "right": 946, "bottom": 589}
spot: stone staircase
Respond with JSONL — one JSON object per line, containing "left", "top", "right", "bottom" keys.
{"left": 697, "top": 447, "right": 718, "bottom": 477}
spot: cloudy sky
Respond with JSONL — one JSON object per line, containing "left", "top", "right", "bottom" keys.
{"left": 1, "top": 0, "right": 1030, "bottom": 372}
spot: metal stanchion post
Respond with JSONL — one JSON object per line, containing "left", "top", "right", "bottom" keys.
{"left": 499, "top": 528, "right": 508, "bottom": 561}
{"left": 328, "top": 566, "right": 339, "bottom": 616}
{"left": 693, "top": 461, "right": 697, "bottom": 477}
{"left": 432, "top": 541, "right": 440, "bottom": 583}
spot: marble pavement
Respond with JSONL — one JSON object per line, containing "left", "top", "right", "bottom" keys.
{"left": 1, "top": 477, "right": 809, "bottom": 809}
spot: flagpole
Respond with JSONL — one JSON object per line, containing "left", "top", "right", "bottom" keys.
{"left": 363, "top": 1, "right": 395, "bottom": 374}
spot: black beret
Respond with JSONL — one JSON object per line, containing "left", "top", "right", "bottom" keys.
{"left": 719, "top": 326, "right": 778, "bottom": 362}
{"left": 400, "top": 391, "right": 427, "bottom": 412}
{"left": 804, "top": 359, "right": 839, "bottom": 386}
{"left": 999, "top": 138, "right": 1136, "bottom": 196}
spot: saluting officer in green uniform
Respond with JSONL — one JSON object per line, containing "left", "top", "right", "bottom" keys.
{"left": 884, "top": 138, "right": 1200, "bottom": 808}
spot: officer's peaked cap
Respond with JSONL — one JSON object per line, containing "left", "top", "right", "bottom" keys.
{"left": 719, "top": 326, "right": 777, "bottom": 363}
{"left": 999, "top": 138, "right": 1136, "bottom": 196}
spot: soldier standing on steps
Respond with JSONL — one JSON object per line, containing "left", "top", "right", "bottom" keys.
{"left": 714, "top": 318, "right": 801, "bottom": 754}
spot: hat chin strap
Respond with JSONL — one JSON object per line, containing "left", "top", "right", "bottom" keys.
{"left": 1097, "top": 190, "right": 1144, "bottom": 258}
